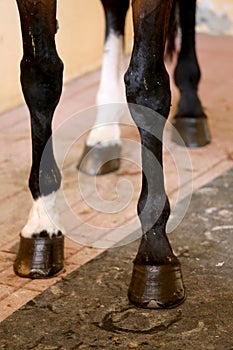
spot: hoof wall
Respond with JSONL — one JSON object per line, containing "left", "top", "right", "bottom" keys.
{"left": 171, "top": 116, "right": 211, "bottom": 148}
{"left": 78, "top": 143, "right": 121, "bottom": 176}
{"left": 128, "top": 263, "right": 185, "bottom": 309}
{"left": 14, "top": 234, "right": 64, "bottom": 279}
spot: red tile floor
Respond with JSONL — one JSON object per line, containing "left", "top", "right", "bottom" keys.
{"left": 0, "top": 34, "right": 232, "bottom": 322}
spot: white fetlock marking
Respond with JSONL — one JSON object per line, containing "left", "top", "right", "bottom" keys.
{"left": 87, "top": 124, "right": 121, "bottom": 147}
{"left": 97, "top": 32, "right": 126, "bottom": 106}
{"left": 87, "top": 32, "right": 126, "bottom": 147}
{"left": 21, "top": 192, "right": 62, "bottom": 238}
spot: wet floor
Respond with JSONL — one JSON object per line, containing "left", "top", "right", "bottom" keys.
{"left": 0, "top": 168, "right": 232, "bottom": 349}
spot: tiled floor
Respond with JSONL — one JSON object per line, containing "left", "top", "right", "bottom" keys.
{"left": 0, "top": 34, "right": 232, "bottom": 322}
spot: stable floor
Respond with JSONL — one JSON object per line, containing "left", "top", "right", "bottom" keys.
{"left": 0, "top": 34, "right": 232, "bottom": 322}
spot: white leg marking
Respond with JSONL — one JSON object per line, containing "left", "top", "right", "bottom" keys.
{"left": 87, "top": 32, "right": 126, "bottom": 147}
{"left": 21, "top": 192, "right": 62, "bottom": 238}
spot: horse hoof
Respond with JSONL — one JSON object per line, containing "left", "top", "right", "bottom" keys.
{"left": 171, "top": 116, "right": 211, "bottom": 148}
{"left": 128, "top": 262, "right": 185, "bottom": 309}
{"left": 77, "top": 143, "right": 121, "bottom": 176}
{"left": 14, "top": 233, "right": 64, "bottom": 279}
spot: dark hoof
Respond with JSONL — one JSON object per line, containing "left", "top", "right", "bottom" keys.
{"left": 171, "top": 116, "right": 211, "bottom": 148}
{"left": 14, "top": 233, "right": 64, "bottom": 279}
{"left": 128, "top": 262, "right": 185, "bottom": 309}
{"left": 77, "top": 143, "right": 121, "bottom": 176}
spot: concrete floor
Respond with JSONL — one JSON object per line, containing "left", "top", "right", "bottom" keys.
{"left": 0, "top": 168, "right": 233, "bottom": 349}
{"left": 0, "top": 33, "right": 232, "bottom": 322}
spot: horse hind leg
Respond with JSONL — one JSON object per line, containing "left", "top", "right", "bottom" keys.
{"left": 125, "top": 0, "right": 185, "bottom": 308}
{"left": 14, "top": 0, "right": 64, "bottom": 278}
{"left": 78, "top": 0, "right": 130, "bottom": 176}
{"left": 171, "top": 0, "right": 211, "bottom": 147}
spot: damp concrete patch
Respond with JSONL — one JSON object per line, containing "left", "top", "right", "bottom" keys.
{"left": 0, "top": 168, "right": 233, "bottom": 349}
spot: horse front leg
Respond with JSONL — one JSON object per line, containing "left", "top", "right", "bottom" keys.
{"left": 78, "top": 0, "right": 130, "bottom": 175}
{"left": 14, "top": 0, "right": 64, "bottom": 278}
{"left": 172, "top": 0, "right": 211, "bottom": 147}
{"left": 125, "top": 0, "right": 185, "bottom": 308}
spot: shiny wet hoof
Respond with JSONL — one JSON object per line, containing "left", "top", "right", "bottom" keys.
{"left": 128, "top": 262, "right": 185, "bottom": 309}
{"left": 171, "top": 116, "right": 211, "bottom": 148}
{"left": 77, "top": 142, "right": 121, "bottom": 176}
{"left": 14, "top": 233, "right": 64, "bottom": 279}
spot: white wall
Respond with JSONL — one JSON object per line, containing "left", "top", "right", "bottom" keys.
{"left": 196, "top": 0, "right": 233, "bottom": 35}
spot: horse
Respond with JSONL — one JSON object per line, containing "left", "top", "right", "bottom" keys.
{"left": 13, "top": 0, "right": 211, "bottom": 309}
